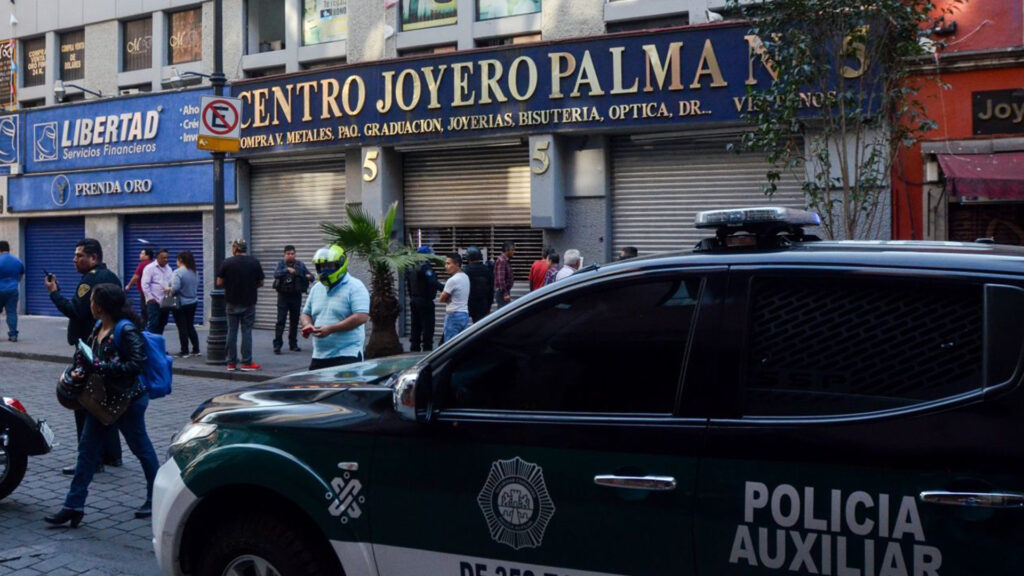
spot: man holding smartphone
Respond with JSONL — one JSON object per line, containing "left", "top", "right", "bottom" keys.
{"left": 45, "top": 238, "right": 123, "bottom": 474}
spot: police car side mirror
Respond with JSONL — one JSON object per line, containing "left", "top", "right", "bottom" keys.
{"left": 393, "top": 366, "right": 431, "bottom": 423}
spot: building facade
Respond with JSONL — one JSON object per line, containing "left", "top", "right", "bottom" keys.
{"left": 0, "top": 0, "right": 823, "bottom": 332}
{"left": 893, "top": 0, "right": 1024, "bottom": 244}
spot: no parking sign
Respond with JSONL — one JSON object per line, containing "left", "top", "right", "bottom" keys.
{"left": 197, "top": 96, "right": 241, "bottom": 153}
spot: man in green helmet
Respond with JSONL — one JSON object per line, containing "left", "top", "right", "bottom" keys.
{"left": 300, "top": 244, "right": 370, "bottom": 370}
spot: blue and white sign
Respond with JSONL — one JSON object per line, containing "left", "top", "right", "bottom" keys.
{"left": 23, "top": 88, "right": 212, "bottom": 173}
{"left": 7, "top": 161, "right": 237, "bottom": 212}
{"left": 0, "top": 114, "right": 19, "bottom": 174}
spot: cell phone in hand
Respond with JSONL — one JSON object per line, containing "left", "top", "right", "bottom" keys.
{"left": 77, "top": 339, "right": 94, "bottom": 364}
{"left": 44, "top": 268, "right": 54, "bottom": 282}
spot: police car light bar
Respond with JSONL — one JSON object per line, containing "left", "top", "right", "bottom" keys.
{"left": 695, "top": 207, "right": 821, "bottom": 230}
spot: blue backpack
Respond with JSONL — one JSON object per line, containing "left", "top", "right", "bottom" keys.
{"left": 113, "top": 319, "right": 173, "bottom": 399}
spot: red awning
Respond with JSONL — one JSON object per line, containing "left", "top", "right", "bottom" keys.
{"left": 938, "top": 152, "right": 1024, "bottom": 199}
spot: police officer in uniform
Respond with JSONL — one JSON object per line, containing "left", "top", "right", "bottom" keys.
{"left": 45, "top": 238, "right": 123, "bottom": 475}
{"left": 406, "top": 246, "right": 444, "bottom": 352}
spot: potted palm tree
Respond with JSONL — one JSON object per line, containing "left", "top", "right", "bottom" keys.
{"left": 320, "top": 201, "right": 441, "bottom": 358}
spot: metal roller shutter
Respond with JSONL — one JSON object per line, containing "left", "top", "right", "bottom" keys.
{"left": 404, "top": 145, "right": 531, "bottom": 226}
{"left": 611, "top": 136, "right": 807, "bottom": 255}
{"left": 24, "top": 217, "right": 86, "bottom": 316}
{"left": 124, "top": 213, "right": 206, "bottom": 324}
{"left": 250, "top": 164, "right": 346, "bottom": 330}
{"left": 403, "top": 145, "right": 538, "bottom": 340}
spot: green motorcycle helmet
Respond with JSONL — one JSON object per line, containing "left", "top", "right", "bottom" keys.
{"left": 313, "top": 244, "right": 348, "bottom": 286}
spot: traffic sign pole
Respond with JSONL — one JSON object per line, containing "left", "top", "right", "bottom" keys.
{"left": 207, "top": 0, "right": 227, "bottom": 365}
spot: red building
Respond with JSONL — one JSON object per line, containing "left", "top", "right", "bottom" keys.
{"left": 893, "top": 0, "right": 1024, "bottom": 244}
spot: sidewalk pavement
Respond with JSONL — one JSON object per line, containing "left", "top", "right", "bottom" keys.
{"left": 0, "top": 315, "right": 403, "bottom": 382}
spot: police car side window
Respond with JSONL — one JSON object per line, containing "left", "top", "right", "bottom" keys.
{"left": 743, "top": 275, "right": 984, "bottom": 416}
{"left": 442, "top": 277, "right": 702, "bottom": 414}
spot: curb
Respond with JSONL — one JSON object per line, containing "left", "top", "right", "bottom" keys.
{"left": 0, "top": 349, "right": 274, "bottom": 383}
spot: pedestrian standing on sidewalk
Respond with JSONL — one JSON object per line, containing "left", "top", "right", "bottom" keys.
{"left": 440, "top": 252, "right": 471, "bottom": 342}
{"left": 463, "top": 246, "right": 494, "bottom": 324}
{"left": 44, "top": 283, "right": 160, "bottom": 528}
{"left": 217, "top": 239, "right": 265, "bottom": 371}
{"left": 0, "top": 240, "right": 24, "bottom": 342}
{"left": 529, "top": 247, "right": 554, "bottom": 291}
{"left": 141, "top": 248, "right": 173, "bottom": 334}
{"left": 45, "top": 238, "right": 123, "bottom": 475}
{"left": 170, "top": 250, "right": 201, "bottom": 358}
{"left": 542, "top": 253, "right": 562, "bottom": 286}
{"left": 301, "top": 245, "right": 369, "bottom": 370}
{"left": 405, "top": 246, "right": 444, "bottom": 352}
{"left": 555, "top": 249, "right": 582, "bottom": 281}
{"left": 493, "top": 241, "right": 516, "bottom": 308}
{"left": 273, "top": 245, "right": 313, "bottom": 355}
{"left": 125, "top": 247, "right": 153, "bottom": 325}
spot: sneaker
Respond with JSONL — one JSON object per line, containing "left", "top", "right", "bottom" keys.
{"left": 190, "top": 351, "right": 202, "bottom": 357}
{"left": 240, "top": 363, "right": 262, "bottom": 371}
{"left": 289, "top": 346, "right": 302, "bottom": 352}
{"left": 177, "top": 352, "right": 189, "bottom": 358}
{"left": 226, "top": 364, "right": 237, "bottom": 371}
{"left": 8, "top": 336, "right": 16, "bottom": 342}
{"left": 273, "top": 348, "right": 282, "bottom": 355}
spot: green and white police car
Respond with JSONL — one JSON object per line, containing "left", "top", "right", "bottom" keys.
{"left": 154, "top": 207, "right": 1024, "bottom": 576}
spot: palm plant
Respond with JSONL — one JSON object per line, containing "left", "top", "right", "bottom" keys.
{"left": 320, "top": 201, "right": 440, "bottom": 358}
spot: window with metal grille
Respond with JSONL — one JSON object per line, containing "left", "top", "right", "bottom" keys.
{"left": 743, "top": 275, "right": 984, "bottom": 416}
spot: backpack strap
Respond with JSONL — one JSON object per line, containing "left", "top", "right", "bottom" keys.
{"left": 112, "top": 318, "right": 135, "bottom": 350}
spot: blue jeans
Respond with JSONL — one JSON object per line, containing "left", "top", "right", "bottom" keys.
{"left": 0, "top": 289, "right": 17, "bottom": 338}
{"left": 443, "top": 311, "right": 470, "bottom": 343}
{"left": 226, "top": 304, "right": 256, "bottom": 364}
{"left": 145, "top": 301, "right": 169, "bottom": 334}
{"left": 64, "top": 395, "right": 160, "bottom": 511}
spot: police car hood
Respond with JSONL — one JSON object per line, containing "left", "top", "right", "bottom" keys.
{"left": 191, "top": 353, "right": 425, "bottom": 419}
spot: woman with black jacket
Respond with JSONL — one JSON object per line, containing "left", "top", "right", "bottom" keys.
{"left": 45, "top": 284, "right": 161, "bottom": 527}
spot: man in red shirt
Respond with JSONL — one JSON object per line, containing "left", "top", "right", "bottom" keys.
{"left": 529, "top": 247, "right": 555, "bottom": 291}
{"left": 125, "top": 247, "right": 154, "bottom": 323}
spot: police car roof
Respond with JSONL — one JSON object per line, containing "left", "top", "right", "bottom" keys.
{"left": 611, "top": 240, "right": 1024, "bottom": 277}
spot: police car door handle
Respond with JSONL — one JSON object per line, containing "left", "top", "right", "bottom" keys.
{"left": 919, "top": 491, "right": 1024, "bottom": 509}
{"left": 594, "top": 475, "right": 677, "bottom": 491}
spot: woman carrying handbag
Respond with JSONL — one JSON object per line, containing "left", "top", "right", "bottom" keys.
{"left": 46, "top": 284, "right": 161, "bottom": 528}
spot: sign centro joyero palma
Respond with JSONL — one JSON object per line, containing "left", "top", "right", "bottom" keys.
{"left": 198, "top": 96, "right": 242, "bottom": 152}
{"left": 231, "top": 23, "right": 870, "bottom": 154}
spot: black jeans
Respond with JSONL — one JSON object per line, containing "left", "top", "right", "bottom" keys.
{"left": 171, "top": 302, "right": 200, "bottom": 354}
{"left": 274, "top": 293, "right": 302, "bottom": 350}
{"left": 308, "top": 354, "right": 362, "bottom": 371}
{"left": 409, "top": 297, "right": 436, "bottom": 352}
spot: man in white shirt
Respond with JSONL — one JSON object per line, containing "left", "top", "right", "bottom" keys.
{"left": 141, "top": 248, "right": 174, "bottom": 334}
{"left": 555, "top": 249, "right": 582, "bottom": 281}
{"left": 439, "top": 252, "right": 470, "bottom": 343}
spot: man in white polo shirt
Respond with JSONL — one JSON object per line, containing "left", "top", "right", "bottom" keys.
{"left": 439, "top": 252, "right": 470, "bottom": 343}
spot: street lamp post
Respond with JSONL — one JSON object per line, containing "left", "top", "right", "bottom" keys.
{"left": 206, "top": 0, "right": 228, "bottom": 364}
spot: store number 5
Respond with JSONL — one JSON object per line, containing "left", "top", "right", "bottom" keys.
{"left": 531, "top": 141, "right": 550, "bottom": 175}
{"left": 363, "top": 150, "right": 379, "bottom": 182}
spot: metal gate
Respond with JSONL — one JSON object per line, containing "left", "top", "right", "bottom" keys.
{"left": 24, "top": 217, "right": 85, "bottom": 316}
{"left": 403, "top": 144, "right": 535, "bottom": 340}
{"left": 123, "top": 213, "right": 205, "bottom": 323}
{"left": 611, "top": 136, "right": 807, "bottom": 255}
{"left": 249, "top": 162, "right": 346, "bottom": 329}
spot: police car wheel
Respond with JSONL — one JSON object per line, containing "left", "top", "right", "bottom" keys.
{"left": 196, "top": 513, "right": 328, "bottom": 576}
{"left": 0, "top": 432, "right": 28, "bottom": 501}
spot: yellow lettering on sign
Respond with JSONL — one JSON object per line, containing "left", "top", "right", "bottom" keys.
{"left": 421, "top": 65, "right": 449, "bottom": 110}
{"left": 690, "top": 39, "right": 728, "bottom": 89}
{"left": 610, "top": 47, "right": 639, "bottom": 95}
{"left": 549, "top": 52, "right": 576, "bottom": 99}
{"left": 571, "top": 50, "right": 605, "bottom": 98}
{"left": 744, "top": 34, "right": 779, "bottom": 86}
{"left": 452, "top": 62, "right": 476, "bottom": 107}
{"left": 642, "top": 42, "right": 684, "bottom": 92}
{"left": 508, "top": 56, "right": 538, "bottom": 101}
{"left": 478, "top": 59, "right": 508, "bottom": 105}
{"left": 271, "top": 85, "right": 294, "bottom": 126}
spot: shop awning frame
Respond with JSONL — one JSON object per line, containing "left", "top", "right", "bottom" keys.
{"left": 938, "top": 152, "right": 1024, "bottom": 200}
